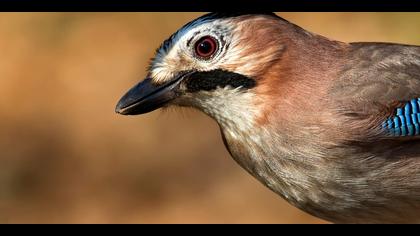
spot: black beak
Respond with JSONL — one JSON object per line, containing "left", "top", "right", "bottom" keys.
{"left": 115, "top": 74, "right": 187, "bottom": 115}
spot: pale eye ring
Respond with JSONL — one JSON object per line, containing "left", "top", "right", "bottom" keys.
{"left": 194, "top": 36, "right": 218, "bottom": 59}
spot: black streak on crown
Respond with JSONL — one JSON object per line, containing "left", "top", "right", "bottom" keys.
{"left": 185, "top": 69, "right": 256, "bottom": 92}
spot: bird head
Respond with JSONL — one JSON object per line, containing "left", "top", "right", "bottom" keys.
{"left": 115, "top": 13, "right": 293, "bottom": 130}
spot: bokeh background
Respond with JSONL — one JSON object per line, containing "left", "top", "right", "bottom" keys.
{"left": 0, "top": 12, "right": 419, "bottom": 224}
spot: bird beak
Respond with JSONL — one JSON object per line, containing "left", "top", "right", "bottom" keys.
{"left": 115, "top": 73, "right": 188, "bottom": 115}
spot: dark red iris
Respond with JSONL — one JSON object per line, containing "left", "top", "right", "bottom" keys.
{"left": 194, "top": 36, "right": 217, "bottom": 59}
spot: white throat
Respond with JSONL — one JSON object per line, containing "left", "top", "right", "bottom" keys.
{"left": 189, "top": 87, "right": 260, "bottom": 134}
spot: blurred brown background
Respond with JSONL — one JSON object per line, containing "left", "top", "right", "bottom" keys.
{"left": 0, "top": 13, "right": 419, "bottom": 224}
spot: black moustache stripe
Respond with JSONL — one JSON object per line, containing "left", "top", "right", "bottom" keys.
{"left": 185, "top": 69, "right": 257, "bottom": 93}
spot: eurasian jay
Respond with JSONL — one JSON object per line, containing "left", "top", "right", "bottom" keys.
{"left": 115, "top": 13, "right": 420, "bottom": 223}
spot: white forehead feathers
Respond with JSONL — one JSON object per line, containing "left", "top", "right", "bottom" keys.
{"left": 150, "top": 17, "right": 235, "bottom": 84}
{"left": 149, "top": 14, "right": 282, "bottom": 84}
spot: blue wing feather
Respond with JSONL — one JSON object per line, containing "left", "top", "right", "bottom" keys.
{"left": 383, "top": 99, "right": 420, "bottom": 137}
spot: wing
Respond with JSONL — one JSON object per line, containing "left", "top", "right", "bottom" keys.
{"left": 330, "top": 42, "right": 420, "bottom": 141}
{"left": 382, "top": 99, "right": 420, "bottom": 137}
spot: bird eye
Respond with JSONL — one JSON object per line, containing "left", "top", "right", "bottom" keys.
{"left": 194, "top": 36, "right": 218, "bottom": 59}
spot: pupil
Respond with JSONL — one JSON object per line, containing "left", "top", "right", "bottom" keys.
{"left": 199, "top": 41, "right": 212, "bottom": 54}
